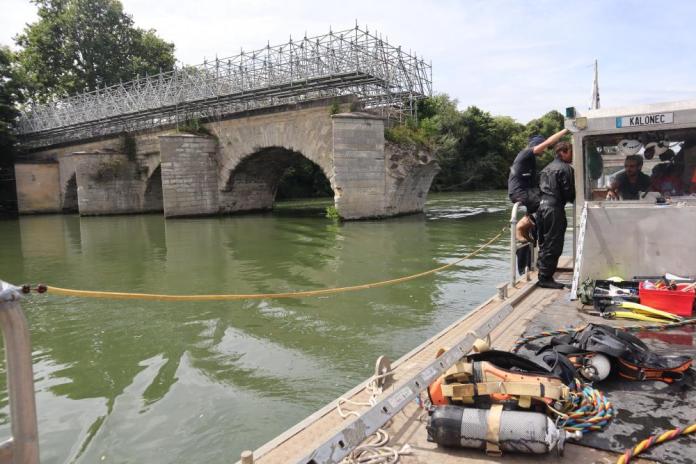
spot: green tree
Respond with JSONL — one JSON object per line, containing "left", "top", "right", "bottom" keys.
{"left": 426, "top": 104, "right": 526, "bottom": 191}
{"left": 0, "top": 46, "right": 23, "bottom": 214}
{"left": 15, "top": 0, "right": 175, "bottom": 101}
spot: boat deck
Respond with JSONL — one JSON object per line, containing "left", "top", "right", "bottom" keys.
{"left": 245, "top": 259, "right": 694, "bottom": 463}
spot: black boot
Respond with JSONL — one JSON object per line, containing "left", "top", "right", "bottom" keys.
{"left": 537, "top": 276, "right": 565, "bottom": 289}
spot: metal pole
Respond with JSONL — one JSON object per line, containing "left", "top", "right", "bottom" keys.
{"left": 0, "top": 281, "right": 39, "bottom": 464}
{"left": 509, "top": 202, "right": 520, "bottom": 286}
{"left": 572, "top": 201, "right": 577, "bottom": 269}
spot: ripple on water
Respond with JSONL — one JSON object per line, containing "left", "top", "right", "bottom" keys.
{"left": 0, "top": 191, "right": 515, "bottom": 462}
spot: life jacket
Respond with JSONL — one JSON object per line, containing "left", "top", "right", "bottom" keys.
{"left": 542, "top": 323, "right": 693, "bottom": 384}
{"left": 427, "top": 350, "right": 572, "bottom": 412}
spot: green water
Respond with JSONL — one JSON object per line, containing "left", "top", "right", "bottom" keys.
{"left": 0, "top": 191, "right": 517, "bottom": 463}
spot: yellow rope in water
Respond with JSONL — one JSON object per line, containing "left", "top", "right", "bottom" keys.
{"left": 44, "top": 227, "right": 508, "bottom": 301}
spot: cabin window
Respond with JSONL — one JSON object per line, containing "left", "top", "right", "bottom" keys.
{"left": 582, "top": 128, "right": 696, "bottom": 201}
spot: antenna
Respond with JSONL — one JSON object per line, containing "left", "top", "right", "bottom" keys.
{"left": 590, "top": 59, "right": 600, "bottom": 110}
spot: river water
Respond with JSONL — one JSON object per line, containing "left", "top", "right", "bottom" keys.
{"left": 0, "top": 191, "right": 523, "bottom": 463}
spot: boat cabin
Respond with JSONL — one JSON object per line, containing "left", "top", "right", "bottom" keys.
{"left": 565, "top": 100, "right": 696, "bottom": 287}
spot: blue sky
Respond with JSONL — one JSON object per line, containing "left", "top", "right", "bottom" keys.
{"left": 2, "top": 0, "right": 696, "bottom": 122}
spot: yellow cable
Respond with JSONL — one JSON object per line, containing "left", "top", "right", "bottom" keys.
{"left": 45, "top": 227, "right": 508, "bottom": 301}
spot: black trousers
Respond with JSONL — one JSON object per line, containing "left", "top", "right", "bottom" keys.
{"left": 510, "top": 188, "right": 540, "bottom": 215}
{"left": 536, "top": 205, "right": 567, "bottom": 279}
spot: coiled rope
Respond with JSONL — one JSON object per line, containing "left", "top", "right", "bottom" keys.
{"left": 337, "top": 370, "right": 412, "bottom": 464}
{"left": 617, "top": 423, "right": 696, "bottom": 464}
{"left": 559, "top": 380, "right": 614, "bottom": 434}
{"left": 35, "top": 227, "right": 507, "bottom": 301}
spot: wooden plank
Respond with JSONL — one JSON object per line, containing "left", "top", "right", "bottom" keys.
{"left": 245, "top": 260, "right": 598, "bottom": 464}
{"left": 248, "top": 279, "right": 538, "bottom": 463}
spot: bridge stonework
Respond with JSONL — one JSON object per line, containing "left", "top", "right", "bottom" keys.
{"left": 15, "top": 103, "right": 439, "bottom": 219}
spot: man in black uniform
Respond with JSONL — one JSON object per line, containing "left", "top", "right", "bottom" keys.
{"left": 508, "top": 129, "right": 570, "bottom": 250}
{"left": 508, "top": 128, "right": 570, "bottom": 214}
{"left": 536, "top": 141, "right": 575, "bottom": 289}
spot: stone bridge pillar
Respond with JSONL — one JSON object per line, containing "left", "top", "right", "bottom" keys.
{"left": 159, "top": 134, "right": 219, "bottom": 217}
{"left": 71, "top": 152, "right": 143, "bottom": 215}
{"left": 14, "top": 162, "right": 61, "bottom": 213}
{"left": 331, "top": 113, "right": 439, "bottom": 219}
{"left": 332, "top": 113, "right": 387, "bottom": 219}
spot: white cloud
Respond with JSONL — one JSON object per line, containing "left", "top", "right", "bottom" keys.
{"left": 2, "top": 0, "right": 696, "bottom": 122}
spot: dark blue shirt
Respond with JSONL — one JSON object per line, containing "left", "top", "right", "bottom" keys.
{"left": 508, "top": 148, "right": 536, "bottom": 199}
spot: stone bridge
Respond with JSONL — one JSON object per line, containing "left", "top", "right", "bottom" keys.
{"left": 15, "top": 99, "right": 439, "bottom": 219}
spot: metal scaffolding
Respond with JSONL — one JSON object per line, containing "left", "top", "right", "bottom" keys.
{"left": 17, "top": 25, "right": 432, "bottom": 148}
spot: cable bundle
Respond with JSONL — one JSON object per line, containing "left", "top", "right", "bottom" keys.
{"left": 617, "top": 423, "right": 696, "bottom": 464}
{"left": 560, "top": 381, "right": 615, "bottom": 434}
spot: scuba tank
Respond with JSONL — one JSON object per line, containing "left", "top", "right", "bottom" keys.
{"left": 537, "top": 347, "right": 611, "bottom": 382}
{"left": 426, "top": 348, "right": 578, "bottom": 456}
{"left": 427, "top": 405, "right": 566, "bottom": 455}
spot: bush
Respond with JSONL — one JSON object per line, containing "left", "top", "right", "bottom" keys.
{"left": 325, "top": 205, "right": 340, "bottom": 220}
{"left": 178, "top": 117, "right": 212, "bottom": 136}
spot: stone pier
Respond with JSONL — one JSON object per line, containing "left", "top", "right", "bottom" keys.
{"left": 159, "top": 135, "right": 218, "bottom": 217}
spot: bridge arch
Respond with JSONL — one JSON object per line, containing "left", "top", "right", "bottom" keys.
{"left": 218, "top": 146, "right": 334, "bottom": 213}
{"left": 62, "top": 173, "right": 78, "bottom": 213}
{"left": 143, "top": 165, "right": 164, "bottom": 212}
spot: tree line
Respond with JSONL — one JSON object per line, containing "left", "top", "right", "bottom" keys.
{"left": 0, "top": 0, "right": 176, "bottom": 214}
{"left": 1, "top": 0, "right": 566, "bottom": 214}
{"left": 386, "top": 95, "right": 566, "bottom": 191}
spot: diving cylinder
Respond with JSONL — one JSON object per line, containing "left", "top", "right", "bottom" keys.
{"left": 427, "top": 405, "right": 565, "bottom": 455}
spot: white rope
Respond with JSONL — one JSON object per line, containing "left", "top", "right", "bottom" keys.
{"left": 337, "top": 371, "right": 412, "bottom": 464}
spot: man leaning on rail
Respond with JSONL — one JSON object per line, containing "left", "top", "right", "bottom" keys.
{"left": 508, "top": 128, "right": 569, "bottom": 240}
{"left": 536, "top": 141, "right": 575, "bottom": 289}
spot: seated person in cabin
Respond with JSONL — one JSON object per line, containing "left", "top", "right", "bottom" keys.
{"left": 689, "top": 167, "right": 696, "bottom": 194}
{"left": 679, "top": 141, "right": 696, "bottom": 193}
{"left": 607, "top": 155, "right": 651, "bottom": 200}
{"left": 650, "top": 150, "right": 685, "bottom": 196}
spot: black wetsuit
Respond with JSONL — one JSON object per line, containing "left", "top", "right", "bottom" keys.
{"left": 508, "top": 147, "right": 540, "bottom": 214}
{"left": 536, "top": 157, "right": 575, "bottom": 280}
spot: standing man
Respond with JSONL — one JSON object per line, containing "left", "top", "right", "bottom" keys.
{"left": 536, "top": 141, "right": 575, "bottom": 289}
{"left": 508, "top": 129, "right": 568, "bottom": 241}
{"left": 508, "top": 128, "right": 570, "bottom": 215}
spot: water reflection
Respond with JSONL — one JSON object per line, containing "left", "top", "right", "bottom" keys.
{"left": 0, "top": 191, "right": 513, "bottom": 463}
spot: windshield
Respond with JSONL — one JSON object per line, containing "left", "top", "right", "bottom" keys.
{"left": 582, "top": 128, "right": 696, "bottom": 200}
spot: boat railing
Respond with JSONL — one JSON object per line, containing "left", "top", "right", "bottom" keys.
{"left": 509, "top": 202, "right": 536, "bottom": 286}
{"left": 0, "top": 281, "right": 39, "bottom": 464}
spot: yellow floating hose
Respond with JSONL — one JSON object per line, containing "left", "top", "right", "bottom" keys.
{"left": 42, "top": 227, "right": 507, "bottom": 301}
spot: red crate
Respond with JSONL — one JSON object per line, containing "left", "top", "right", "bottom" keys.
{"left": 639, "top": 282, "right": 695, "bottom": 316}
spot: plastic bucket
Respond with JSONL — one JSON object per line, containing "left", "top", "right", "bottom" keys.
{"left": 639, "top": 282, "right": 695, "bottom": 316}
